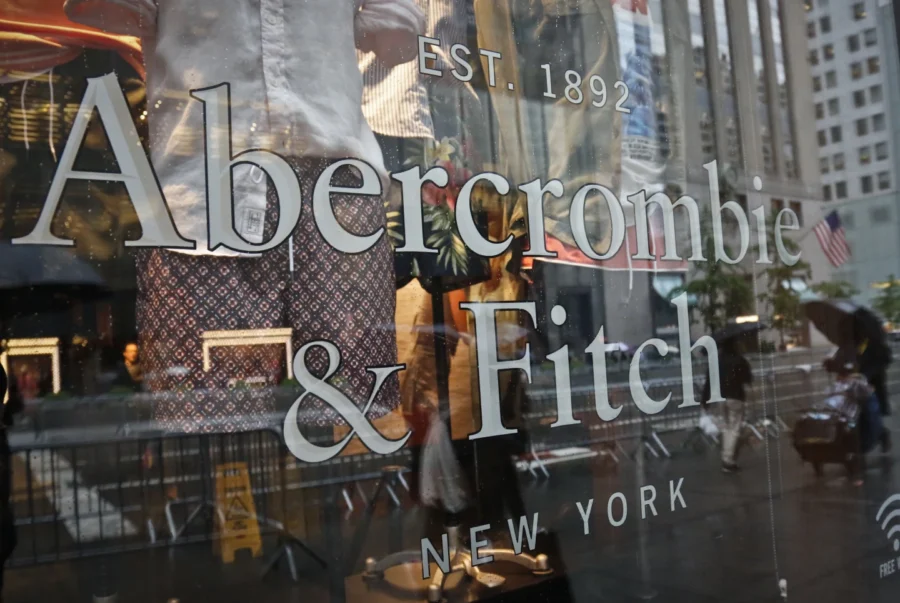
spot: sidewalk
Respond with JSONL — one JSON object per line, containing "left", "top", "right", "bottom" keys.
{"left": 5, "top": 426, "right": 900, "bottom": 603}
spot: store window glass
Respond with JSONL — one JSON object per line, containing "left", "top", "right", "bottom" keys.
{"left": 689, "top": 0, "right": 716, "bottom": 165}
{"left": 713, "top": 0, "right": 742, "bottom": 166}
{"left": 2, "top": 2, "right": 900, "bottom": 603}
{"left": 749, "top": 0, "right": 775, "bottom": 175}
{"left": 769, "top": 0, "right": 796, "bottom": 176}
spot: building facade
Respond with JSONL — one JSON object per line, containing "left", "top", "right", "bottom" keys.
{"left": 807, "top": 0, "right": 900, "bottom": 304}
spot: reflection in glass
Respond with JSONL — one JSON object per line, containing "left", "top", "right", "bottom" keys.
{"left": 769, "top": 0, "right": 798, "bottom": 178}
{"left": 749, "top": 0, "right": 776, "bottom": 175}
{"left": 688, "top": 0, "right": 716, "bottom": 163}
{"left": 713, "top": 0, "right": 742, "bottom": 166}
{"left": 647, "top": 0, "right": 674, "bottom": 164}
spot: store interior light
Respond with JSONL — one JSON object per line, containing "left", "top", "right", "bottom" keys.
{"left": 735, "top": 315, "right": 760, "bottom": 324}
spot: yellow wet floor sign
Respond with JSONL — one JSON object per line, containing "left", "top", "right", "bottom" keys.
{"left": 214, "top": 462, "right": 262, "bottom": 563}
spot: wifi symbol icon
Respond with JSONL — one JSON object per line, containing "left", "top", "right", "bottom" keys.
{"left": 876, "top": 494, "right": 900, "bottom": 552}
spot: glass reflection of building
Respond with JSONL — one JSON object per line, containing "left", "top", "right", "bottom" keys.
{"left": 0, "top": 0, "right": 826, "bottom": 387}
{"left": 689, "top": 0, "right": 716, "bottom": 165}
{"left": 749, "top": 0, "right": 776, "bottom": 175}
{"left": 713, "top": 0, "right": 743, "bottom": 167}
{"left": 770, "top": 0, "right": 798, "bottom": 179}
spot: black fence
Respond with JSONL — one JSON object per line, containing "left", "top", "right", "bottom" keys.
{"left": 5, "top": 349, "right": 900, "bottom": 576}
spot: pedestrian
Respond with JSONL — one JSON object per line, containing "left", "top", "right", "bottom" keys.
{"left": 112, "top": 342, "right": 143, "bottom": 393}
{"left": 823, "top": 356, "right": 882, "bottom": 486}
{"left": 704, "top": 339, "right": 753, "bottom": 473}
{"left": 0, "top": 362, "right": 22, "bottom": 599}
{"left": 854, "top": 336, "right": 892, "bottom": 451}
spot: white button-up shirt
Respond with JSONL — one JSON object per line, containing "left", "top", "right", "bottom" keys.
{"left": 358, "top": 0, "right": 466, "bottom": 139}
{"left": 65, "top": 0, "right": 424, "bottom": 256}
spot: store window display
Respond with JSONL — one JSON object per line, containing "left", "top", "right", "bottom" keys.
{"left": 3, "top": 1, "right": 900, "bottom": 603}
{"left": 64, "top": 0, "right": 426, "bottom": 432}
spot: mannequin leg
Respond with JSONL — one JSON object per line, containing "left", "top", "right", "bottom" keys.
{"left": 283, "top": 158, "right": 399, "bottom": 427}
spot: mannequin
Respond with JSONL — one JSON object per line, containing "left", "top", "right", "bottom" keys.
{"left": 66, "top": 0, "right": 426, "bottom": 433}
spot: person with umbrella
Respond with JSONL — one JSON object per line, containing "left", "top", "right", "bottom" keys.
{"left": 703, "top": 320, "right": 762, "bottom": 473}
{"left": 803, "top": 299, "right": 892, "bottom": 452}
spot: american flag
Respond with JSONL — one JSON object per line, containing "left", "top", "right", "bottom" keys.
{"left": 813, "top": 210, "right": 851, "bottom": 267}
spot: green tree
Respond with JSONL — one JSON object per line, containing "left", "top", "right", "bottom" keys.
{"left": 811, "top": 279, "right": 859, "bottom": 299}
{"left": 755, "top": 214, "right": 811, "bottom": 349}
{"left": 873, "top": 275, "right": 900, "bottom": 326}
{"left": 670, "top": 211, "right": 752, "bottom": 333}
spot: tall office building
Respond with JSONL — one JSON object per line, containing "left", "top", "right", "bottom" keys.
{"left": 531, "top": 0, "right": 830, "bottom": 347}
{"left": 807, "top": 0, "right": 900, "bottom": 303}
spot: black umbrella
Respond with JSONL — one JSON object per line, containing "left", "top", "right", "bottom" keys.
{"left": 0, "top": 243, "right": 110, "bottom": 320}
{"left": 802, "top": 298, "right": 885, "bottom": 347}
{"left": 712, "top": 320, "right": 767, "bottom": 344}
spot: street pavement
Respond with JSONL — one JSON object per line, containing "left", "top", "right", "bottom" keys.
{"left": 5, "top": 419, "right": 900, "bottom": 603}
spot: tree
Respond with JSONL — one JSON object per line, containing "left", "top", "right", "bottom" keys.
{"left": 811, "top": 279, "right": 859, "bottom": 299}
{"left": 670, "top": 210, "right": 752, "bottom": 333}
{"left": 755, "top": 214, "right": 811, "bottom": 349}
{"left": 873, "top": 275, "right": 900, "bottom": 326}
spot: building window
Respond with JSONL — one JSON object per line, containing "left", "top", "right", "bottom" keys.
{"left": 864, "top": 27, "right": 877, "bottom": 46}
{"left": 813, "top": 75, "right": 822, "bottom": 92}
{"left": 833, "top": 152, "right": 845, "bottom": 170}
{"left": 856, "top": 118, "right": 869, "bottom": 136}
{"left": 826, "top": 70, "right": 837, "bottom": 87}
{"left": 848, "top": 34, "right": 860, "bottom": 52}
{"left": 873, "top": 113, "right": 886, "bottom": 132}
{"left": 878, "top": 171, "right": 891, "bottom": 190}
{"left": 809, "top": 49, "right": 819, "bottom": 65}
{"left": 818, "top": 130, "right": 827, "bottom": 146}
{"left": 823, "top": 184, "right": 832, "bottom": 200}
{"left": 815, "top": 102, "right": 824, "bottom": 119}
{"left": 850, "top": 62, "right": 863, "bottom": 80}
{"left": 868, "top": 56, "right": 880, "bottom": 74}
{"left": 790, "top": 201, "right": 803, "bottom": 226}
{"left": 853, "top": 2, "right": 867, "bottom": 20}
{"left": 859, "top": 146, "right": 871, "bottom": 164}
{"left": 820, "top": 157, "right": 830, "bottom": 173}
{"left": 807, "top": 21, "right": 816, "bottom": 37}
{"left": 861, "top": 175, "right": 874, "bottom": 194}
{"left": 876, "top": 141, "right": 888, "bottom": 161}
{"left": 842, "top": 211, "right": 854, "bottom": 229}
{"left": 871, "top": 206, "right": 890, "bottom": 222}
{"left": 772, "top": 199, "right": 784, "bottom": 213}
{"left": 819, "top": 16, "right": 831, "bottom": 33}
{"left": 828, "top": 98, "right": 839, "bottom": 115}
{"left": 830, "top": 125, "right": 842, "bottom": 143}
{"left": 823, "top": 43, "right": 834, "bottom": 60}
{"left": 870, "top": 84, "right": 883, "bottom": 103}
{"left": 836, "top": 181, "right": 848, "bottom": 198}
{"left": 853, "top": 90, "right": 866, "bottom": 108}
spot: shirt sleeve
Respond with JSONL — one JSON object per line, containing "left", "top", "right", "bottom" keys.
{"left": 355, "top": 0, "right": 427, "bottom": 68}
{"left": 64, "top": 0, "right": 157, "bottom": 38}
{"left": 428, "top": 0, "right": 466, "bottom": 73}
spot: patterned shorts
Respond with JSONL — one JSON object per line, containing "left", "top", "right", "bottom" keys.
{"left": 136, "top": 158, "right": 399, "bottom": 433}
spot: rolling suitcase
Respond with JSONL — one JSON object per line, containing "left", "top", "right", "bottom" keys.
{"left": 792, "top": 405, "right": 860, "bottom": 476}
